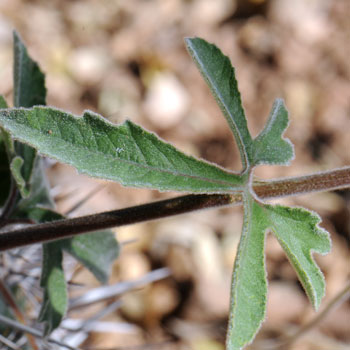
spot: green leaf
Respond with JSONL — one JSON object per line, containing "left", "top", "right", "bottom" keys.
{"left": 16, "top": 207, "right": 119, "bottom": 284}
{"left": 21, "top": 208, "right": 67, "bottom": 336}
{"left": 13, "top": 142, "right": 36, "bottom": 188}
{"left": 0, "top": 133, "right": 11, "bottom": 206}
{"left": 10, "top": 31, "right": 48, "bottom": 206}
{"left": 15, "top": 157, "right": 54, "bottom": 210}
{"left": 252, "top": 99, "right": 294, "bottom": 166}
{"left": 0, "top": 96, "right": 16, "bottom": 162}
{"left": 227, "top": 197, "right": 331, "bottom": 349}
{"left": 227, "top": 195, "right": 267, "bottom": 350}
{"left": 9, "top": 156, "right": 29, "bottom": 198}
{"left": 185, "top": 37, "right": 253, "bottom": 170}
{"left": 38, "top": 242, "right": 67, "bottom": 336}
{"left": 0, "top": 107, "right": 245, "bottom": 193}
{"left": 0, "top": 96, "right": 10, "bottom": 206}
{"left": 15, "top": 206, "right": 63, "bottom": 222}
{"left": 0, "top": 96, "right": 8, "bottom": 110}
{"left": 13, "top": 32, "right": 46, "bottom": 108}
{"left": 13, "top": 31, "right": 44, "bottom": 184}
{"left": 263, "top": 204, "right": 331, "bottom": 309}
{"left": 61, "top": 231, "right": 120, "bottom": 284}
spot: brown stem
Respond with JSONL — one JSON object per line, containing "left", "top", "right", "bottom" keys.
{"left": 253, "top": 166, "right": 350, "bottom": 198}
{"left": 0, "top": 166, "right": 349, "bottom": 251}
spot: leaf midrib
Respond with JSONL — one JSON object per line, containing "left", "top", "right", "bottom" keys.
{"left": 189, "top": 47, "right": 249, "bottom": 166}
{"left": 6, "top": 114, "right": 244, "bottom": 190}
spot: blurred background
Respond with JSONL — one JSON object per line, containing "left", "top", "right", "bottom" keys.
{"left": 0, "top": 0, "right": 349, "bottom": 349}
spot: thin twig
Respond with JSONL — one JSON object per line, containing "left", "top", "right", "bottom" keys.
{"left": 0, "top": 166, "right": 349, "bottom": 251}
{"left": 61, "top": 301, "right": 123, "bottom": 347}
{"left": 279, "top": 282, "right": 350, "bottom": 348}
{"left": 0, "top": 279, "right": 39, "bottom": 349}
{"left": 0, "top": 314, "right": 79, "bottom": 350}
{"left": 64, "top": 184, "right": 105, "bottom": 216}
{"left": 0, "top": 333, "right": 22, "bottom": 350}
{"left": 84, "top": 340, "right": 175, "bottom": 350}
{"left": 69, "top": 267, "right": 171, "bottom": 309}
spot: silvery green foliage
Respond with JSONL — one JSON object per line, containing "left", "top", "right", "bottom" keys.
{"left": 0, "top": 36, "right": 331, "bottom": 346}
{"left": 185, "top": 38, "right": 330, "bottom": 350}
{"left": 0, "top": 32, "right": 119, "bottom": 336}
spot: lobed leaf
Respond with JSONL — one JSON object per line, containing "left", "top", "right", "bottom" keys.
{"left": 227, "top": 197, "right": 331, "bottom": 349}
{"left": 0, "top": 107, "right": 244, "bottom": 193}
{"left": 185, "top": 37, "right": 253, "bottom": 170}
{"left": 1, "top": 35, "right": 332, "bottom": 348}
{"left": 252, "top": 99, "right": 294, "bottom": 166}
{"left": 264, "top": 204, "right": 331, "bottom": 309}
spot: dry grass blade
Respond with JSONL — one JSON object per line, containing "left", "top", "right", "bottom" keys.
{"left": 64, "top": 184, "right": 106, "bottom": 216}
{"left": 0, "top": 314, "right": 78, "bottom": 350}
{"left": 69, "top": 267, "right": 171, "bottom": 309}
{"left": 62, "top": 300, "right": 123, "bottom": 347}
{"left": 0, "top": 333, "right": 22, "bottom": 350}
{"left": 0, "top": 279, "right": 39, "bottom": 349}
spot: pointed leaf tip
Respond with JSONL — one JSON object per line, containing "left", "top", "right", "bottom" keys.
{"left": 13, "top": 31, "right": 46, "bottom": 108}
{"left": 12, "top": 30, "right": 49, "bottom": 207}
{"left": 252, "top": 99, "right": 294, "bottom": 166}
{"left": 227, "top": 198, "right": 331, "bottom": 349}
{"left": 266, "top": 204, "right": 331, "bottom": 309}
{"left": 185, "top": 37, "right": 253, "bottom": 170}
{"left": 227, "top": 196, "right": 268, "bottom": 350}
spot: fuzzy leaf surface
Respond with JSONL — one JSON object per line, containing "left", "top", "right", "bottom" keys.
{"left": 263, "top": 204, "right": 331, "bottom": 309}
{"left": 227, "top": 196, "right": 267, "bottom": 350}
{"left": 227, "top": 198, "right": 331, "bottom": 349}
{"left": 13, "top": 32, "right": 46, "bottom": 108}
{"left": 0, "top": 107, "right": 244, "bottom": 193}
{"left": 0, "top": 96, "right": 10, "bottom": 205}
{"left": 9, "top": 156, "right": 29, "bottom": 197}
{"left": 12, "top": 32, "right": 47, "bottom": 201}
{"left": 185, "top": 37, "right": 253, "bottom": 170}
{"left": 15, "top": 157, "right": 54, "bottom": 210}
{"left": 252, "top": 99, "right": 294, "bottom": 166}
{"left": 0, "top": 133, "right": 10, "bottom": 206}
